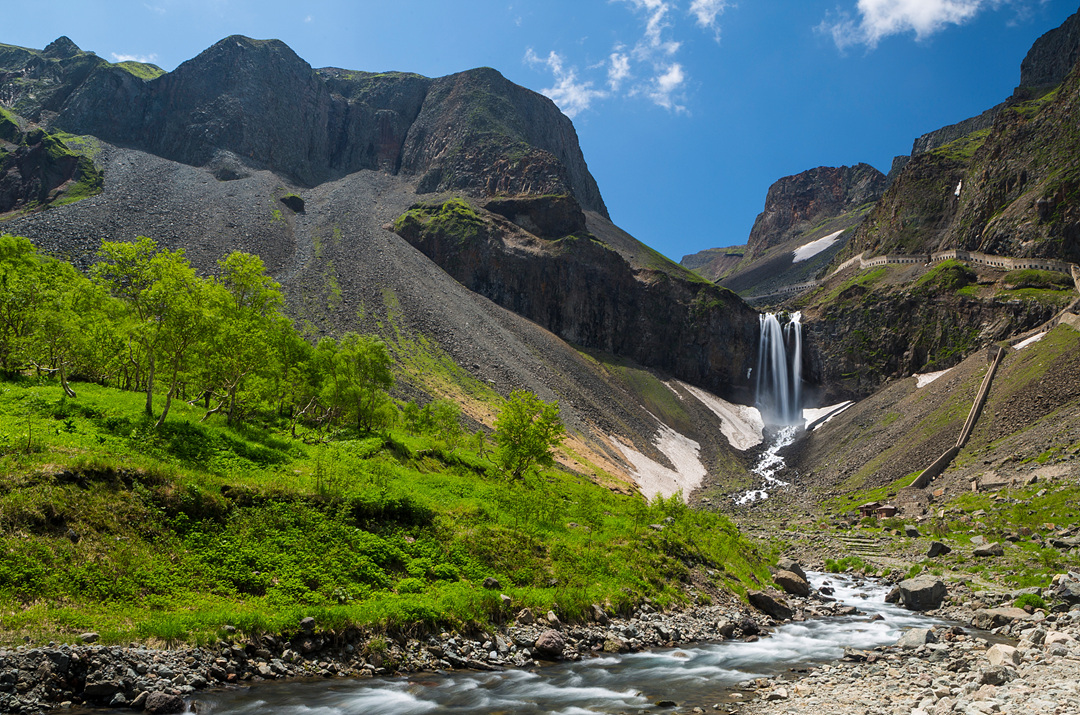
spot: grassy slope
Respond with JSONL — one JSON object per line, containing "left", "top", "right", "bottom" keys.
{"left": 0, "top": 378, "right": 769, "bottom": 646}
{"left": 774, "top": 324, "right": 1080, "bottom": 592}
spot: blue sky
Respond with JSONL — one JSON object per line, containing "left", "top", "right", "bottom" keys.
{"left": 9, "top": 1, "right": 1080, "bottom": 261}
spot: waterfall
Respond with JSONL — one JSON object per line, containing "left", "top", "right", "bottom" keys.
{"left": 755, "top": 311, "right": 803, "bottom": 426}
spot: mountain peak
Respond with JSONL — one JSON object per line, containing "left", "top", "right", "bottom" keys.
{"left": 42, "top": 36, "right": 81, "bottom": 59}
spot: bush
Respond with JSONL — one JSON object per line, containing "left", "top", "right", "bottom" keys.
{"left": 1014, "top": 593, "right": 1047, "bottom": 611}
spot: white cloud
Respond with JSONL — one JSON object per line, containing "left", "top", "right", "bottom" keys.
{"left": 822, "top": 0, "right": 996, "bottom": 49}
{"left": 648, "top": 62, "right": 686, "bottom": 111}
{"left": 525, "top": 0, "right": 731, "bottom": 116}
{"left": 608, "top": 51, "right": 632, "bottom": 90}
{"left": 689, "top": 0, "right": 731, "bottom": 36}
{"left": 525, "top": 49, "right": 607, "bottom": 117}
{"left": 304, "top": 15, "right": 313, "bottom": 23}
{"left": 111, "top": 52, "right": 159, "bottom": 64}
{"left": 143, "top": 3, "right": 166, "bottom": 14}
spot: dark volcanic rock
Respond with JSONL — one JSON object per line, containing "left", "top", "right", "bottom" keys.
{"left": 746, "top": 164, "right": 886, "bottom": 256}
{"left": 0, "top": 117, "right": 103, "bottom": 214}
{"left": 927, "top": 541, "right": 952, "bottom": 558}
{"left": 484, "top": 194, "right": 586, "bottom": 239}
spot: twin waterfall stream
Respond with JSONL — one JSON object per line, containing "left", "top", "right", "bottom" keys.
{"left": 736, "top": 311, "right": 803, "bottom": 505}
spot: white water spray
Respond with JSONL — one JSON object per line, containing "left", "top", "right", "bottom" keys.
{"left": 755, "top": 311, "right": 803, "bottom": 426}
{"left": 737, "top": 312, "right": 804, "bottom": 504}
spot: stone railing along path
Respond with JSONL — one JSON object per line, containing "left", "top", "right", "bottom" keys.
{"left": 745, "top": 248, "right": 1080, "bottom": 304}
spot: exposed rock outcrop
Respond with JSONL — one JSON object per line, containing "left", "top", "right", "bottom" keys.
{"left": 0, "top": 111, "right": 102, "bottom": 214}
{"left": 746, "top": 164, "right": 886, "bottom": 257}
{"left": 393, "top": 197, "right": 760, "bottom": 401}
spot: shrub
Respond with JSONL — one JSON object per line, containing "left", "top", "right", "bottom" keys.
{"left": 1014, "top": 593, "right": 1047, "bottom": 611}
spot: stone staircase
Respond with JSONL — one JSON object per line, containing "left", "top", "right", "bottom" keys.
{"left": 835, "top": 534, "right": 885, "bottom": 557}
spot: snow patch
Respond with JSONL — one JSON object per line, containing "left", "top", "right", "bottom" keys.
{"left": 915, "top": 368, "right": 952, "bottom": 388}
{"left": 803, "top": 401, "right": 854, "bottom": 430}
{"left": 1013, "top": 332, "right": 1046, "bottom": 350}
{"left": 792, "top": 230, "right": 844, "bottom": 263}
{"left": 614, "top": 424, "right": 707, "bottom": 502}
{"left": 676, "top": 381, "right": 764, "bottom": 451}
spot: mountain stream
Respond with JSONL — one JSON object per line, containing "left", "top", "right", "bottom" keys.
{"left": 190, "top": 574, "right": 937, "bottom": 714}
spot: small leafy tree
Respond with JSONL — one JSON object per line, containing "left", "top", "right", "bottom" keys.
{"left": 320, "top": 333, "right": 394, "bottom": 434}
{"left": 493, "top": 390, "right": 565, "bottom": 481}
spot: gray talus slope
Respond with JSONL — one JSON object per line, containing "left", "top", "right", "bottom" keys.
{"left": 4, "top": 142, "right": 752, "bottom": 494}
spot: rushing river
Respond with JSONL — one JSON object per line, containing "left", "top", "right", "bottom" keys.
{"left": 189, "top": 574, "right": 937, "bottom": 714}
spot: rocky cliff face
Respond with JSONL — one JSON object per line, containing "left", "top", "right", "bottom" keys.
{"left": 0, "top": 108, "right": 101, "bottom": 214}
{"left": 803, "top": 281, "right": 1057, "bottom": 400}
{"left": 393, "top": 196, "right": 760, "bottom": 401}
{"left": 1020, "top": 9, "right": 1080, "bottom": 91}
{"left": 746, "top": 164, "right": 886, "bottom": 257}
{"left": 0, "top": 36, "right": 607, "bottom": 216}
{"left": 853, "top": 59, "right": 1080, "bottom": 262}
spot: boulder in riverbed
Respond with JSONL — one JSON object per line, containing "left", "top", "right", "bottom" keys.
{"left": 971, "top": 607, "right": 1031, "bottom": 630}
{"left": 898, "top": 575, "right": 946, "bottom": 611}
{"left": 896, "top": 628, "right": 937, "bottom": 648}
{"left": 776, "top": 557, "right": 807, "bottom": 582}
{"left": 748, "top": 590, "right": 794, "bottom": 620}
{"left": 774, "top": 570, "right": 810, "bottom": 597}
{"left": 986, "top": 644, "right": 1021, "bottom": 666}
{"left": 533, "top": 629, "right": 566, "bottom": 659}
{"left": 144, "top": 691, "right": 185, "bottom": 714}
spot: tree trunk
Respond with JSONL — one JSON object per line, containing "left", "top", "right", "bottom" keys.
{"left": 144, "top": 355, "right": 155, "bottom": 417}
{"left": 154, "top": 358, "right": 180, "bottom": 429}
{"left": 227, "top": 384, "right": 238, "bottom": 425}
{"left": 59, "top": 362, "right": 76, "bottom": 399}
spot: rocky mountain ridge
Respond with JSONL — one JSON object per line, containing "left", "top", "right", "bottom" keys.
{"left": 0, "top": 35, "right": 607, "bottom": 216}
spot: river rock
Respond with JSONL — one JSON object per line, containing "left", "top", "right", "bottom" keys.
{"left": 533, "top": 629, "right": 566, "bottom": 659}
{"left": 483, "top": 577, "right": 501, "bottom": 589}
{"left": 896, "top": 628, "right": 937, "bottom": 648}
{"left": 973, "top": 542, "right": 1004, "bottom": 557}
{"left": 898, "top": 576, "right": 946, "bottom": 611}
{"left": 78, "top": 632, "right": 100, "bottom": 644}
{"left": 905, "top": 526, "right": 920, "bottom": 537}
{"left": 774, "top": 570, "right": 810, "bottom": 597}
{"left": 987, "top": 644, "right": 1021, "bottom": 666}
{"left": 590, "top": 603, "right": 610, "bottom": 625}
{"left": 748, "top": 590, "right": 794, "bottom": 620}
{"left": 776, "top": 557, "right": 807, "bottom": 582}
{"left": 978, "top": 666, "right": 1016, "bottom": 686}
{"left": 1045, "top": 630, "right": 1075, "bottom": 646}
{"left": 144, "top": 691, "right": 185, "bottom": 714}
{"left": 738, "top": 617, "right": 761, "bottom": 636}
{"left": 927, "top": 541, "right": 951, "bottom": 558}
{"left": 971, "top": 607, "right": 1030, "bottom": 630}
{"left": 516, "top": 608, "right": 535, "bottom": 625}
{"left": 299, "top": 617, "right": 316, "bottom": 633}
